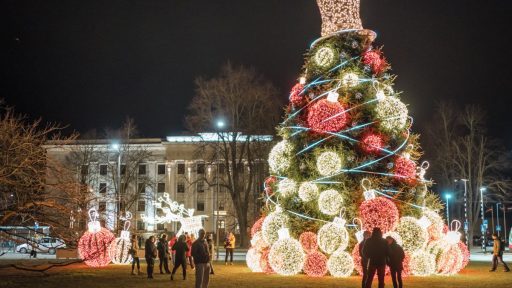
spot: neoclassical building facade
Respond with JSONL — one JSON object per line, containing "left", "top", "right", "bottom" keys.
{"left": 45, "top": 133, "right": 271, "bottom": 239}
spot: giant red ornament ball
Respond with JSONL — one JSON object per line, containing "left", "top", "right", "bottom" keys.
{"left": 362, "top": 50, "right": 388, "bottom": 75}
{"left": 307, "top": 99, "right": 349, "bottom": 133}
{"left": 360, "top": 197, "right": 399, "bottom": 233}
{"left": 251, "top": 216, "right": 266, "bottom": 237}
{"left": 289, "top": 83, "right": 306, "bottom": 107}
{"left": 394, "top": 156, "right": 417, "bottom": 184}
{"left": 303, "top": 251, "right": 328, "bottom": 277}
{"left": 360, "top": 132, "right": 385, "bottom": 154}
{"left": 78, "top": 227, "right": 115, "bottom": 267}
{"left": 299, "top": 231, "right": 318, "bottom": 253}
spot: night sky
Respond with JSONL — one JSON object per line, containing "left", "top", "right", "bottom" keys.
{"left": 2, "top": 0, "right": 512, "bottom": 144}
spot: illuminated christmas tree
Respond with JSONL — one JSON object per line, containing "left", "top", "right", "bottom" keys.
{"left": 247, "top": 0, "right": 469, "bottom": 277}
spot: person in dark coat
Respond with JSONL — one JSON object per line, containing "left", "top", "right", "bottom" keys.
{"left": 489, "top": 233, "right": 510, "bottom": 272}
{"left": 386, "top": 236, "right": 405, "bottom": 288}
{"left": 157, "top": 234, "right": 171, "bottom": 274}
{"left": 192, "top": 229, "right": 211, "bottom": 288}
{"left": 363, "top": 228, "right": 389, "bottom": 288}
{"left": 171, "top": 235, "right": 189, "bottom": 280}
{"left": 359, "top": 231, "right": 372, "bottom": 288}
{"left": 144, "top": 236, "right": 158, "bottom": 279}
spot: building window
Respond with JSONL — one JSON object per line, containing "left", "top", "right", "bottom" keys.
{"left": 218, "top": 163, "right": 225, "bottom": 174}
{"left": 98, "top": 201, "right": 106, "bottom": 212}
{"left": 177, "top": 182, "right": 185, "bottom": 193}
{"left": 120, "top": 164, "right": 126, "bottom": 175}
{"left": 120, "top": 182, "right": 126, "bottom": 194}
{"left": 197, "top": 202, "right": 205, "bottom": 212}
{"left": 197, "top": 180, "right": 205, "bottom": 193}
{"left": 157, "top": 182, "right": 166, "bottom": 193}
{"left": 218, "top": 201, "right": 225, "bottom": 211}
{"left": 80, "top": 165, "right": 88, "bottom": 176}
{"left": 137, "top": 220, "right": 145, "bottom": 231}
{"left": 138, "top": 183, "right": 145, "bottom": 194}
{"left": 157, "top": 223, "right": 165, "bottom": 231}
{"left": 157, "top": 164, "right": 166, "bottom": 175}
{"left": 138, "top": 164, "right": 146, "bottom": 175}
{"left": 177, "top": 163, "right": 185, "bottom": 175}
{"left": 197, "top": 163, "right": 205, "bottom": 174}
{"left": 99, "top": 164, "right": 107, "bottom": 175}
{"left": 99, "top": 183, "right": 107, "bottom": 194}
{"left": 119, "top": 201, "right": 125, "bottom": 212}
{"left": 218, "top": 220, "right": 225, "bottom": 229}
{"left": 138, "top": 201, "right": 145, "bottom": 212}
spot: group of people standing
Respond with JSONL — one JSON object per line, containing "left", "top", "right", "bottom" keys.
{"left": 359, "top": 228, "right": 405, "bottom": 288}
{"left": 128, "top": 230, "right": 236, "bottom": 288}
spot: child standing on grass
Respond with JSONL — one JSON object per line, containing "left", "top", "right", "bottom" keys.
{"left": 224, "top": 232, "right": 235, "bottom": 265}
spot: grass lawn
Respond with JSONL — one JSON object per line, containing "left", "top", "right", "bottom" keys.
{"left": 0, "top": 260, "right": 510, "bottom": 288}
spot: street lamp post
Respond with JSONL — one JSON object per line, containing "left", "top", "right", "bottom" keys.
{"left": 111, "top": 143, "right": 122, "bottom": 231}
{"left": 496, "top": 202, "right": 502, "bottom": 237}
{"left": 445, "top": 193, "right": 452, "bottom": 225}
{"left": 455, "top": 179, "right": 470, "bottom": 247}
{"left": 480, "top": 187, "right": 487, "bottom": 252}
{"left": 215, "top": 119, "right": 225, "bottom": 261}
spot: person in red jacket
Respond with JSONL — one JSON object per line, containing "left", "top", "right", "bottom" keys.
{"left": 168, "top": 234, "right": 177, "bottom": 266}
{"left": 185, "top": 232, "right": 195, "bottom": 270}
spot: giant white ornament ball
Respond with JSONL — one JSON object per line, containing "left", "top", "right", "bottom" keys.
{"left": 314, "top": 46, "right": 336, "bottom": 68}
{"left": 278, "top": 178, "right": 297, "bottom": 198}
{"left": 423, "top": 210, "right": 444, "bottom": 241}
{"left": 327, "top": 250, "right": 354, "bottom": 277}
{"left": 250, "top": 231, "right": 268, "bottom": 251}
{"left": 298, "top": 182, "right": 319, "bottom": 202}
{"left": 246, "top": 248, "right": 263, "bottom": 272}
{"left": 261, "top": 210, "right": 290, "bottom": 245}
{"left": 268, "top": 140, "right": 293, "bottom": 174}
{"left": 109, "top": 237, "right": 133, "bottom": 265}
{"left": 341, "top": 72, "right": 359, "bottom": 88}
{"left": 317, "top": 220, "right": 349, "bottom": 254}
{"left": 268, "top": 237, "right": 305, "bottom": 276}
{"left": 316, "top": 151, "right": 342, "bottom": 176}
{"left": 318, "top": 189, "right": 343, "bottom": 216}
{"left": 410, "top": 250, "right": 436, "bottom": 276}
{"left": 375, "top": 96, "right": 408, "bottom": 133}
{"left": 396, "top": 217, "right": 428, "bottom": 253}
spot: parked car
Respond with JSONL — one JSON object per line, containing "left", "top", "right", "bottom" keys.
{"left": 16, "top": 237, "right": 66, "bottom": 255}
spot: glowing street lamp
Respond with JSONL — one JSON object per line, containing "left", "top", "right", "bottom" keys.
{"left": 480, "top": 187, "right": 487, "bottom": 252}
{"left": 445, "top": 193, "right": 452, "bottom": 224}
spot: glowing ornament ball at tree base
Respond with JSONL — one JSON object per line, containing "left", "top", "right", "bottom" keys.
{"left": 410, "top": 250, "right": 436, "bottom": 276}
{"left": 359, "top": 197, "right": 399, "bottom": 234}
{"left": 261, "top": 207, "right": 290, "bottom": 245}
{"left": 299, "top": 231, "right": 319, "bottom": 253}
{"left": 268, "top": 228, "right": 305, "bottom": 276}
{"left": 303, "top": 251, "right": 328, "bottom": 277}
{"left": 458, "top": 242, "right": 470, "bottom": 269}
{"left": 317, "top": 216, "right": 349, "bottom": 254}
{"left": 109, "top": 212, "right": 133, "bottom": 265}
{"left": 436, "top": 244, "right": 464, "bottom": 275}
{"left": 327, "top": 250, "right": 354, "bottom": 277}
{"left": 78, "top": 209, "right": 115, "bottom": 267}
{"left": 250, "top": 231, "right": 268, "bottom": 251}
{"left": 307, "top": 96, "right": 349, "bottom": 134}
{"left": 259, "top": 248, "right": 274, "bottom": 274}
{"left": 246, "top": 248, "right": 263, "bottom": 272}
{"left": 423, "top": 210, "right": 444, "bottom": 241}
{"left": 396, "top": 217, "right": 429, "bottom": 253}
{"left": 251, "top": 216, "right": 266, "bottom": 237}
